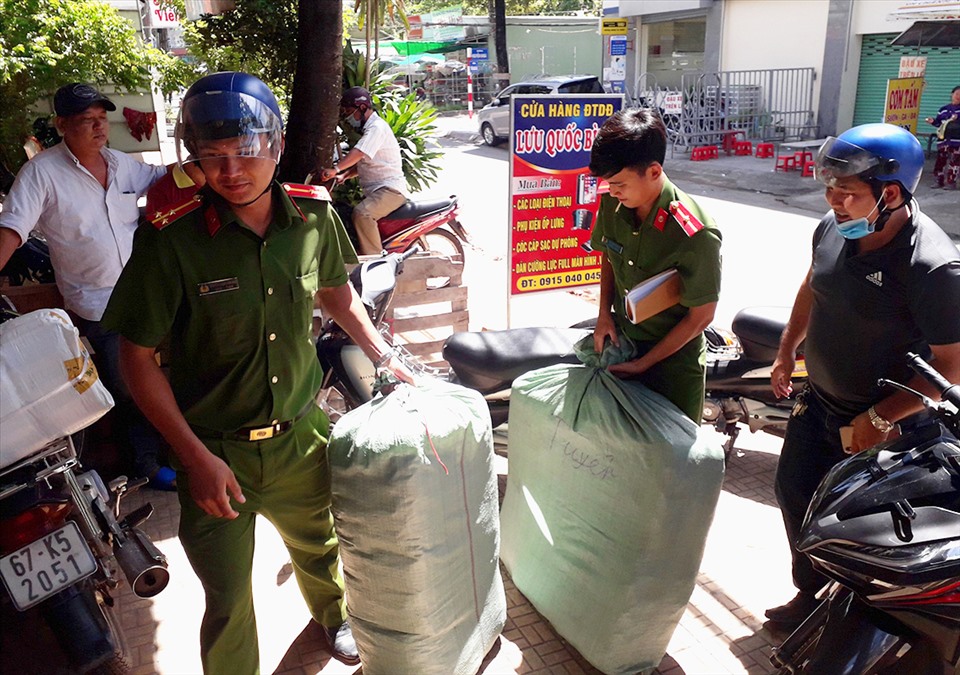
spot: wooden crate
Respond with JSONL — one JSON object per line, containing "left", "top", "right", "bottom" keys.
{"left": 0, "top": 281, "right": 63, "bottom": 314}
{"left": 386, "top": 253, "right": 467, "bottom": 368}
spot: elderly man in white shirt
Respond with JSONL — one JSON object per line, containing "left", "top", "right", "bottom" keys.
{"left": 0, "top": 83, "right": 171, "bottom": 487}
{"left": 320, "top": 87, "right": 409, "bottom": 255}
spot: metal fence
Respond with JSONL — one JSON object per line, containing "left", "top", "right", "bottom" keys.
{"left": 634, "top": 68, "right": 818, "bottom": 152}
{"left": 392, "top": 69, "right": 502, "bottom": 111}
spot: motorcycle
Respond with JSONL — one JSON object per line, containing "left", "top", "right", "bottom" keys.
{"left": 333, "top": 194, "right": 470, "bottom": 260}
{"left": 703, "top": 306, "right": 807, "bottom": 458}
{"left": 770, "top": 352, "right": 960, "bottom": 675}
{"left": 316, "top": 251, "right": 805, "bottom": 451}
{"left": 0, "top": 309, "right": 169, "bottom": 674}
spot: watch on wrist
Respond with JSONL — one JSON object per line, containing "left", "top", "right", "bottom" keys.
{"left": 867, "top": 406, "right": 894, "bottom": 433}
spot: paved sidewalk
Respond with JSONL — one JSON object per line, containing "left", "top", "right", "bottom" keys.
{"left": 112, "top": 424, "right": 793, "bottom": 675}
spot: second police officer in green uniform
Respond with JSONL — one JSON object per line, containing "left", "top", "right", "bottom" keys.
{"left": 101, "top": 73, "right": 412, "bottom": 674}
{"left": 589, "top": 108, "right": 722, "bottom": 421}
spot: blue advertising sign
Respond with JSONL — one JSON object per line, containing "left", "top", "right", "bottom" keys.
{"left": 610, "top": 36, "right": 627, "bottom": 56}
{"left": 471, "top": 47, "right": 489, "bottom": 60}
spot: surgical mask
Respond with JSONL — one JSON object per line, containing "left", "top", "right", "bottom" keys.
{"left": 834, "top": 196, "right": 884, "bottom": 239}
{"left": 346, "top": 111, "right": 362, "bottom": 129}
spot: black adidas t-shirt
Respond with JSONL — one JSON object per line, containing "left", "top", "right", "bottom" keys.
{"left": 805, "top": 205, "right": 960, "bottom": 419}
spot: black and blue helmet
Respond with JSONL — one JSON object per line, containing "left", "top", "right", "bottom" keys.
{"left": 175, "top": 72, "right": 284, "bottom": 166}
{"left": 815, "top": 123, "right": 925, "bottom": 196}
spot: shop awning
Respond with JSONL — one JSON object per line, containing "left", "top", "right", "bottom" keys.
{"left": 891, "top": 19, "right": 960, "bottom": 46}
{"left": 389, "top": 40, "right": 463, "bottom": 57}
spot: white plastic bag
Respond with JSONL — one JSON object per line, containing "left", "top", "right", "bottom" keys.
{"left": 1, "top": 309, "right": 114, "bottom": 467}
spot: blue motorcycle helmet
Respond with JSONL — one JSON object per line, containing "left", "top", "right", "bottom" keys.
{"left": 175, "top": 72, "right": 284, "bottom": 168}
{"left": 814, "top": 123, "right": 924, "bottom": 196}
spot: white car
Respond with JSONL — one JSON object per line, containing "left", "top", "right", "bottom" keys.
{"left": 477, "top": 75, "right": 605, "bottom": 146}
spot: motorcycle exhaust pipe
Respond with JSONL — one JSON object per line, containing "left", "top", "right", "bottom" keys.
{"left": 114, "top": 526, "right": 169, "bottom": 598}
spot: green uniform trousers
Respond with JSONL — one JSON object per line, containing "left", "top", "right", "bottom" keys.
{"left": 634, "top": 336, "right": 707, "bottom": 422}
{"left": 176, "top": 406, "right": 347, "bottom": 675}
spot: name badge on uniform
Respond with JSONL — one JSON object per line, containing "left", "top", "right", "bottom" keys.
{"left": 198, "top": 277, "right": 240, "bottom": 296}
{"left": 602, "top": 236, "right": 624, "bottom": 255}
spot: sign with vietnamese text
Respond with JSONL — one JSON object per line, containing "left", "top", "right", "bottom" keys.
{"left": 898, "top": 56, "right": 927, "bottom": 78}
{"left": 509, "top": 95, "right": 623, "bottom": 296}
{"left": 147, "top": 0, "right": 181, "bottom": 27}
{"left": 883, "top": 77, "right": 925, "bottom": 133}
{"left": 601, "top": 18, "right": 628, "bottom": 35}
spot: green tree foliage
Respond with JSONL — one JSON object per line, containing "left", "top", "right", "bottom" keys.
{"left": 407, "top": 0, "right": 600, "bottom": 15}
{"left": 0, "top": 0, "right": 185, "bottom": 172}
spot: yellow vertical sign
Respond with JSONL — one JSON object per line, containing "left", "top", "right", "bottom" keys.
{"left": 601, "top": 18, "right": 628, "bottom": 35}
{"left": 883, "top": 77, "right": 925, "bottom": 134}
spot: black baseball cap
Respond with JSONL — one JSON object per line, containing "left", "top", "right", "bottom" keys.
{"left": 54, "top": 83, "right": 117, "bottom": 117}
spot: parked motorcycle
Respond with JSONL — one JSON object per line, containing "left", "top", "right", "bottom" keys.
{"left": 0, "top": 308, "right": 169, "bottom": 674}
{"left": 316, "top": 251, "right": 805, "bottom": 452}
{"left": 703, "top": 306, "right": 806, "bottom": 457}
{"left": 333, "top": 195, "right": 469, "bottom": 260}
{"left": 770, "top": 352, "right": 960, "bottom": 675}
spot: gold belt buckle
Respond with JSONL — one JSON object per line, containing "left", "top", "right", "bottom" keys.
{"left": 248, "top": 425, "right": 276, "bottom": 441}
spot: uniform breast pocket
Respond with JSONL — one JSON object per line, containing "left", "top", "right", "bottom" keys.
{"left": 290, "top": 268, "right": 319, "bottom": 303}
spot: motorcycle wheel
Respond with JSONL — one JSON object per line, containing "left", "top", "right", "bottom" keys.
{"left": 416, "top": 228, "right": 465, "bottom": 262}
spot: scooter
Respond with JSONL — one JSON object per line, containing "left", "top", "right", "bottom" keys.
{"left": 0, "top": 308, "right": 169, "bottom": 674}
{"left": 703, "top": 307, "right": 807, "bottom": 458}
{"left": 316, "top": 251, "right": 805, "bottom": 450}
{"left": 333, "top": 195, "right": 469, "bottom": 260}
{"left": 770, "top": 352, "right": 960, "bottom": 675}
{"left": 0, "top": 435, "right": 169, "bottom": 674}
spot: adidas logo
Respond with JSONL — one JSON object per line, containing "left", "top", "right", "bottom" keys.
{"left": 866, "top": 271, "right": 883, "bottom": 287}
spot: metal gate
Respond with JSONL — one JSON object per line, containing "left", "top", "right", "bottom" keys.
{"left": 635, "top": 68, "right": 818, "bottom": 153}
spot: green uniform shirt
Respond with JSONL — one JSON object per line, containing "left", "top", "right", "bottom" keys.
{"left": 101, "top": 183, "right": 358, "bottom": 432}
{"left": 590, "top": 177, "right": 722, "bottom": 343}
{"left": 589, "top": 177, "right": 722, "bottom": 419}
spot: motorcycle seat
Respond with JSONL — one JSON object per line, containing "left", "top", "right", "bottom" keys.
{"left": 732, "top": 306, "right": 795, "bottom": 362}
{"left": 386, "top": 197, "right": 456, "bottom": 220}
{"left": 443, "top": 327, "right": 589, "bottom": 395}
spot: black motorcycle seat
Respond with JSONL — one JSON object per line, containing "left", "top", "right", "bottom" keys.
{"left": 732, "top": 306, "right": 795, "bottom": 362}
{"left": 442, "top": 327, "right": 590, "bottom": 395}
{"left": 387, "top": 197, "right": 456, "bottom": 220}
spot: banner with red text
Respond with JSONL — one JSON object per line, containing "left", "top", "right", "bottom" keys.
{"left": 509, "top": 94, "right": 623, "bottom": 296}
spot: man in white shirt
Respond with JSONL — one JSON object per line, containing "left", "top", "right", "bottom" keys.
{"left": 320, "top": 87, "right": 408, "bottom": 255}
{"left": 0, "top": 83, "right": 171, "bottom": 487}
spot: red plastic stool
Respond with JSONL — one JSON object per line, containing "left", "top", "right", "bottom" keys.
{"left": 735, "top": 140, "right": 753, "bottom": 156}
{"left": 775, "top": 155, "right": 797, "bottom": 172}
{"left": 802, "top": 160, "right": 817, "bottom": 177}
{"left": 756, "top": 142, "right": 775, "bottom": 158}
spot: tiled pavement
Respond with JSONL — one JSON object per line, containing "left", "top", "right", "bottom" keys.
{"left": 107, "top": 424, "right": 797, "bottom": 675}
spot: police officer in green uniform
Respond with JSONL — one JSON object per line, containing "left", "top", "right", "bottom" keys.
{"left": 589, "top": 108, "right": 722, "bottom": 421}
{"left": 101, "top": 73, "right": 412, "bottom": 674}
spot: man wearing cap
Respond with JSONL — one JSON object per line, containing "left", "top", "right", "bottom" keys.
{"left": 0, "top": 83, "right": 171, "bottom": 487}
{"left": 319, "top": 87, "right": 408, "bottom": 255}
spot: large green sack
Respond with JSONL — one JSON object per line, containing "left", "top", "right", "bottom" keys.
{"left": 328, "top": 379, "right": 506, "bottom": 675}
{"left": 500, "top": 363, "right": 724, "bottom": 675}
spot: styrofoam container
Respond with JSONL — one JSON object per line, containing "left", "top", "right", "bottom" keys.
{"left": 1, "top": 309, "right": 114, "bottom": 468}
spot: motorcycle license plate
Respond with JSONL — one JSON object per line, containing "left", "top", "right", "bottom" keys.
{"left": 0, "top": 521, "right": 97, "bottom": 610}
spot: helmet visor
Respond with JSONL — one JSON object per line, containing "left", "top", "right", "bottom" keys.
{"left": 175, "top": 91, "right": 283, "bottom": 167}
{"left": 814, "top": 136, "right": 882, "bottom": 187}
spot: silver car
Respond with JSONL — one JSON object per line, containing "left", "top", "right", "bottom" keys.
{"left": 477, "top": 75, "right": 605, "bottom": 146}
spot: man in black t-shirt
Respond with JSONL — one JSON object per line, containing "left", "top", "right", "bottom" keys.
{"left": 765, "top": 123, "right": 960, "bottom": 630}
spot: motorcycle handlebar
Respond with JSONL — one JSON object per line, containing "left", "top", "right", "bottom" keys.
{"left": 400, "top": 246, "right": 421, "bottom": 261}
{"left": 906, "top": 352, "right": 960, "bottom": 409}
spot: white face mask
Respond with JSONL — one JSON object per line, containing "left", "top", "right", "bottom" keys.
{"left": 346, "top": 112, "right": 362, "bottom": 129}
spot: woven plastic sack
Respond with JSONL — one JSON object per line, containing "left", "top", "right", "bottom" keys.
{"left": 1, "top": 309, "right": 114, "bottom": 467}
{"left": 328, "top": 378, "right": 506, "bottom": 675}
{"left": 500, "top": 362, "right": 724, "bottom": 675}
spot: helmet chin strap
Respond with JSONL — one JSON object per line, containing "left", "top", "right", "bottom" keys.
{"left": 872, "top": 198, "right": 907, "bottom": 233}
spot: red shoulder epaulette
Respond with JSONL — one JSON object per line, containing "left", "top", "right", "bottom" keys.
{"left": 653, "top": 207, "right": 669, "bottom": 232}
{"left": 668, "top": 200, "right": 706, "bottom": 237}
{"left": 283, "top": 183, "right": 331, "bottom": 201}
{"left": 149, "top": 195, "right": 203, "bottom": 230}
